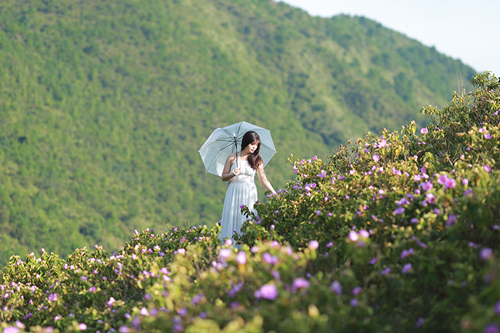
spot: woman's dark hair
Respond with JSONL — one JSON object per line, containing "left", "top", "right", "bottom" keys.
{"left": 241, "top": 131, "right": 263, "bottom": 170}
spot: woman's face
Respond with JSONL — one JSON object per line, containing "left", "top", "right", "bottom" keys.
{"left": 247, "top": 141, "right": 259, "bottom": 154}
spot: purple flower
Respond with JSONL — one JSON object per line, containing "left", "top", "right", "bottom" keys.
{"left": 444, "top": 178, "right": 456, "bottom": 189}
{"left": 236, "top": 251, "right": 246, "bottom": 265}
{"left": 89, "top": 287, "right": 96, "bottom": 293}
{"left": 228, "top": 283, "right": 243, "bottom": 297}
{"left": 425, "top": 193, "right": 436, "bottom": 204}
{"left": 79, "top": 323, "right": 88, "bottom": 330}
{"left": 481, "top": 248, "right": 493, "bottom": 261}
{"left": 401, "top": 250, "right": 411, "bottom": 259}
{"left": 420, "top": 182, "right": 433, "bottom": 191}
{"left": 293, "top": 278, "right": 310, "bottom": 290}
{"left": 308, "top": 240, "right": 319, "bottom": 250}
{"left": 191, "top": 293, "right": 204, "bottom": 305}
{"left": 119, "top": 326, "right": 131, "bottom": 333}
{"left": 485, "top": 133, "right": 492, "bottom": 139}
{"left": 381, "top": 268, "right": 391, "bottom": 275}
{"left": 464, "top": 189, "right": 473, "bottom": 197}
{"left": 397, "top": 198, "right": 410, "bottom": 206}
{"left": 373, "top": 154, "right": 380, "bottom": 162}
{"left": 315, "top": 210, "right": 321, "bottom": 217}
{"left": 494, "top": 301, "right": 500, "bottom": 315}
{"left": 416, "top": 318, "right": 425, "bottom": 328}
{"left": 255, "top": 283, "right": 278, "bottom": 300}
{"left": 462, "top": 178, "right": 469, "bottom": 186}
{"left": 394, "top": 207, "right": 405, "bottom": 215}
{"left": 433, "top": 208, "right": 441, "bottom": 215}
{"left": 369, "top": 257, "right": 378, "bottom": 265}
{"left": 352, "top": 287, "right": 362, "bottom": 295}
{"left": 326, "top": 242, "right": 333, "bottom": 248}
{"left": 484, "top": 323, "right": 500, "bottom": 333}
{"left": 350, "top": 298, "right": 359, "bottom": 306}
{"left": 446, "top": 215, "right": 458, "bottom": 227}
{"left": 421, "top": 128, "right": 428, "bottom": 134}
{"left": 3, "top": 328, "right": 20, "bottom": 333}
{"left": 402, "top": 263, "right": 412, "bottom": 274}
{"left": 262, "top": 253, "right": 278, "bottom": 265}
{"left": 318, "top": 170, "right": 327, "bottom": 178}
{"left": 48, "top": 293, "right": 57, "bottom": 302}
{"left": 485, "top": 165, "right": 492, "bottom": 172}
{"left": 331, "top": 281, "right": 342, "bottom": 295}
{"left": 438, "top": 174, "right": 448, "bottom": 185}
{"left": 411, "top": 218, "right": 418, "bottom": 223}
{"left": 107, "top": 297, "right": 116, "bottom": 306}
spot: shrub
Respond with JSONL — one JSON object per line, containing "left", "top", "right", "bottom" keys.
{"left": 1, "top": 72, "right": 500, "bottom": 332}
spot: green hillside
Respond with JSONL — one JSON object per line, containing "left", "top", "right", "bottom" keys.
{"left": 0, "top": 0, "right": 475, "bottom": 265}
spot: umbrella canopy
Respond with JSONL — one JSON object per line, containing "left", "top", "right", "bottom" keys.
{"left": 198, "top": 121, "right": 277, "bottom": 176}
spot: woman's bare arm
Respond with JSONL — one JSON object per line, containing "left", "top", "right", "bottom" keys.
{"left": 257, "top": 164, "right": 276, "bottom": 194}
{"left": 221, "top": 154, "right": 240, "bottom": 181}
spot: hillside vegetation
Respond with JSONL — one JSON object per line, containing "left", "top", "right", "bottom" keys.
{"left": 0, "top": 0, "right": 475, "bottom": 265}
{"left": 1, "top": 72, "right": 499, "bottom": 332}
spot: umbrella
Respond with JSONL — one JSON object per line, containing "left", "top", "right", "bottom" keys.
{"left": 198, "top": 121, "right": 277, "bottom": 176}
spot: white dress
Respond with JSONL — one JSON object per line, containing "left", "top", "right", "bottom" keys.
{"left": 219, "top": 159, "right": 258, "bottom": 242}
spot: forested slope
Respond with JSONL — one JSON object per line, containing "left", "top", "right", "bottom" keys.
{"left": 0, "top": 0, "right": 475, "bottom": 265}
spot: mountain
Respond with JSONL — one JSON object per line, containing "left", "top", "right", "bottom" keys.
{"left": 0, "top": 0, "right": 475, "bottom": 265}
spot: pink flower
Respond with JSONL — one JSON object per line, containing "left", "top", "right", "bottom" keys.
{"left": 420, "top": 128, "right": 428, "bottom": 134}
{"left": 348, "top": 231, "right": 359, "bottom": 242}
{"left": 255, "top": 283, "right": 278, "bottom": 300}
{"left": 292, "top": 278, "right": 310, "bottom": 290}
{"left": 308, "top": 240, "right": 319, "bottom": 250}
{"left": 485, "top": 133, "right": 492, "bottom": 139}
{"left": 219, "top": 249, "right": 231, "bottom": 259}
{"left": 438, "top": 174, "right": 449, "bottom": 185}
{"left": 373, "top": 154, "right": 380, "bottom": 162}
{"left": 484, "top": 165, "right": 492, "bottom": 172}
{"left": 420, "top": 182, "right": 433, "bottom": 191}
{"left": 359, "top": 230, "right": 369, "bottom": 238}
{"left": 236, "top": 251, "right": 246, "bottom": 265}
{"left": 444, "top": 178, "right": 456, "bottom": 189}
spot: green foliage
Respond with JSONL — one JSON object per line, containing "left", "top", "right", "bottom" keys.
{"left": 0, "top": 0, "right": 476, "bottom": 266}
{"left": 1, "top": 73, "right": 500, "bottom": 332}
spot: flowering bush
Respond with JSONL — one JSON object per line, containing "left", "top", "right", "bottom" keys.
{"left": 1, "top": 72, "right": 500, "bottom": 332}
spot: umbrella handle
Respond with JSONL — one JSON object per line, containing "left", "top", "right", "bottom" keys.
{"left": 235, "top": 135, "right": 238, "bottom": 169}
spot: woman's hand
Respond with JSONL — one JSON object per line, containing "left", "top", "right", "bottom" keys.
{"left": 233, "top": 168, "right": 241, "bottom": 176}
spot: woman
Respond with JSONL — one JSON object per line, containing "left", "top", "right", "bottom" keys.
{"left": 219, "top": 131, "right": 276, "bottom": 242}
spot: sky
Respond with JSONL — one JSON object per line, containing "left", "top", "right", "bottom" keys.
{"left": 279, "top": 0, "right": 500, "bottom": 76}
